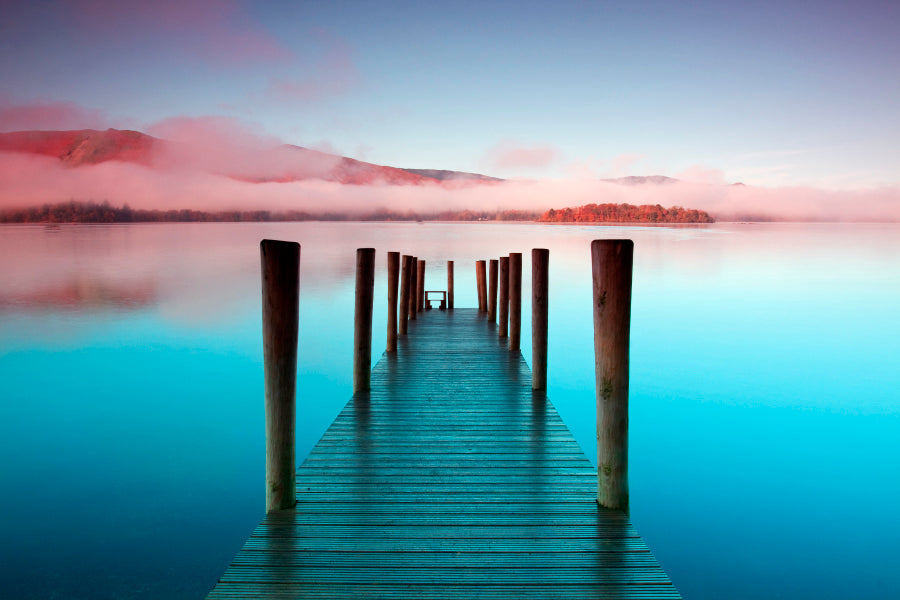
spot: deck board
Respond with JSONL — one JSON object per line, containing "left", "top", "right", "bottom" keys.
{"left": 208, "top": 308, "right": 680, "bottom": 599}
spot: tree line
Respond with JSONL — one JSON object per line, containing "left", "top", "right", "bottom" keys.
{"left": 0, "top": 201, "right": 541, "bottom": 223}
{"left": 539, "top": 203, "right": 714, "bottom": 223}
{"left": 0, "top": 201, "right": 713, "bottom": 224}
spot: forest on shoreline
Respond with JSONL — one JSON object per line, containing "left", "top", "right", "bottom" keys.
{"left": 0, "top": 201, "right": 715, "bottom": 224}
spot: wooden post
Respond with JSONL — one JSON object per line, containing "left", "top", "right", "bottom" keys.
{"left": 386, "top": 251, "right": 399, "bottom": 352}
{"left": 447, "top": 260, "right": 454, "bottom": 310}
{"left": 488, "top": 259, "right": 499, "bottom": 322}
{"left": 399, "top": 254, "right": 412, "bottom": 335}
{"left": 260, "top": 239, "right": 299, "bottom": 512}
{"left": 498, "top": 256, "right": 509, "bottom": 338}
{"left": 532, "top": 248, "right": 549, "bottom": 391}
{"left": 591, "top": 239, "right": 633, "bottom": 511}
{"left": 508, "top": 253, "right": 522, "bottom": 351}
{"left": 417, "top": 259, "right": 426, "bottom": 312}
{"left": 475, "top": 260, "right": 487, "bottom": 312}
{"left": 409, "top": 256, "right": 417, "bottom": 321}
{"left": 353, "top": 248, "right": 376, "bottom": 393}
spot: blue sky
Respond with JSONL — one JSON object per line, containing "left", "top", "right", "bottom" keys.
{"left": 2, "top": 0, "right": 899, "bottom": 188}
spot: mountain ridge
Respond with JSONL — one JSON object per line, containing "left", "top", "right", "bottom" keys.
{"left": 0, "top": 128, "right": 498, "bottom": 186}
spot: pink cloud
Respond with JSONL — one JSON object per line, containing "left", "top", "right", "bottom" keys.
{"left": 70, "top": 0, "right": 292, "bottom": 65}
{"left": 483, "top": 140, "right": 559, "bottom": 171}
{"left": 0, "top": 100, "right": 107, "bottom": 131}
{"left": 142, "top": 115, "right": 350, "bottom": 182}
{"left": 3, "top": 144, "right": 895, "bottom": 222}
{"left": 605, "top": 153, "right": 647, "bottom": 178}
{"left": 266, "top": 36, "right": 360, "bottom": 103}
{"left": 676, "top": 165, "right": 727, "bottom": 185}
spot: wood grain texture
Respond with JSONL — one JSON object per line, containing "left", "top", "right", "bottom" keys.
{"left": 498, "top": 255, "right": 509, "bottom": 338}
{"left": 408, "top": 256, "right": 417, "bottom": 321}
{"left": 209, "top": 308, "right": 677, "bottom": 599}
{"left": 532, "top": 248, "right": 549, "bottom": 391}
{"left": 398, "top": 255, "right": 412, "bottom": 336}
{"left": 591, "top": 239, "right": 633, "bottom": 511}
{"left": 386, "top": 252, "right": 399, "bottom": 351}
{"left": 260, "top": 239, "right": 299, "bottom": 512}
{"left": 353, "top": 248, "right": 375, "bottom": 393}
{"left": 508, "top": 252, "right": 522, "bottom": 351}
{"left": 447, "top": 260, "right": 454, "bottom": 310}
{"left": 417, "top": 259, "right": 426, "bottom": 313}
{"left": 476, "top": 259, "right": 487, "bottom": 312}
{"left": 488, "top": 258, "right": 499, "bottom": 322}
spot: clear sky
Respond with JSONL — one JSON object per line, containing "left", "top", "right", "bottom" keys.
{"left": 2, "top": 0, "right": 899, "bottom": 189}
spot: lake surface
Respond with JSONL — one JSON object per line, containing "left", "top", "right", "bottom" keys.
{"left": 1, "top": 222, "right": 898, "bottom": 599}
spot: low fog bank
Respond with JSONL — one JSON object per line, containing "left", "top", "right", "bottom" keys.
{"left": 1, "top": 151, "right": 898, "bottom": 222}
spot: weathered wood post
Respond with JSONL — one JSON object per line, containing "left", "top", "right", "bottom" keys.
{"left": 532, "top": 248, "right": 549, "bottom": 390}
{"left": 260, "top": 239, "right": 299, "bottom": 512}
{"left": 498, "top": 256, "right": 510, "bottom": 337}
{"left": 409, "top": 256, "right": 417, "bottom": 321}
{"left": 399, "top": 254, "right": 412, "bottom": 335}
{"left": 488, "top": 259, "right": 499, "bottom": 322}
{"left": 447, "top": 260, "right": 455, "bottom": 309}
{"left": 591, "top": 239, "right": 633, "bottom": 511}
{"left": 353, "top": 248, "right": 376, "bottom": 393}
{"left": 475, "top": 260, "right": 487, "bottom": 312}
{"left": 417, "top": 259, "right": 426, "bottom": 312}
{"left": 386, "top": 251, "right": 400, "bottom": 351}
{"left": 508, "top": 252, "right": 522, "bottom": 351}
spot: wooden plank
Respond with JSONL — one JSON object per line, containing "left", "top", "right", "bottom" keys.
{"left": 208, "top": 308, "right": 679, "bottom": 599}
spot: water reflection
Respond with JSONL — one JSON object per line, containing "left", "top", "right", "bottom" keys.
{"left": 0, "top": 277, "right": 156, "bottom": 310}
{"left": 1, "top": 222, "right": 898, "bottom": 600}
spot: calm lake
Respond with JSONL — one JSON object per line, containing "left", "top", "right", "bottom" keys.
{"left": 1, "top": 222, "right": 898, "bottom": 599}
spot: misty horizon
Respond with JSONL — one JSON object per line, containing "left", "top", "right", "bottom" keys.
{"left": 1, "top": 122, "right": 898, "bottom": 223}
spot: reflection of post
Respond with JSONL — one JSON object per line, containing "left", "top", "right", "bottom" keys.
{"left": 260, "top": 239, "right": 299, "bottom": 513}
{"left": 591, "top": 239, "right": 633, "bottom": 512}
{"left": 498, "top": 256, "right": 509, "bottom": 338}
{"left": 475, "top": 260, "right": 487, "bottom": 312}
{"left": 488, "top": 259, "right": 499, "bottom": 322}
{"left": 508, "top": 252, "right": 522, "bottom": 351}
{"left": 447, "top": 260, "right": 454, "bottom": 310}
{"left": 399, "top": 254, "right": 412, "bottom": 335}
{"left": 386, "top": 251, "right": 399, "bottom": 352}
{"left": 353, "top": 248, "right": 376, "bottom": 393}
{"left": 409, "top": 256, "right": 417, "bottom": 321}
{"left": 532, "top": 249, "right": 549, "bottom": 390}
{"left": 417, "top": 259, "right": 426, "bottom": 312}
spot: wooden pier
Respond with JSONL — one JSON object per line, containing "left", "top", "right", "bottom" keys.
{"left": 208, "top": 307, "right": 679, "bottom": 599}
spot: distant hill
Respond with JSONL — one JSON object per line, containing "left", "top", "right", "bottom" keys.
{"left": 0, "top": 128, "right": 496, "bottom": 186}
{"left": 271, "top": 145, "right": 438, "bottom": 185}
{"left": 0, "top": 128, "right": 157, "bottom": 166}
{"left": 400, "top": 168, "right": 502, "bottom": 182}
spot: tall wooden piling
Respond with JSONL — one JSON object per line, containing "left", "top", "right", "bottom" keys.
{"left": 260, "top": 239, "right": 299, "bottom": 512}
{"left": 386, "top": 252, "right": 400, "bottom": 352}
{"left": 409, "top": 256, "right": 417, "bottom": 321}
{"left": 531, "top": 249, "right": 549, "bottom": 390}
{"left": 488, "top": 259, "right": 499, "bottom": 322}
{"left": 591, "top": 239, "right": 633, "bottom": 511}
{"left": 417, "top": 259, "right": 426, "bottom": 312}
{"left": 399, "top": 255, "right": 412, "bottom": 335}
{"left": 498, "top": 256, "right": 509, "bottom": 337}
{"left": 447, "top": 260, "right": 454, "bottom": 310}
{"left": 353, "top": 248, "right": 376, "bottom": 393}
{"left": 475, "top": 260, "right": 487, "bottom": 312}
{"left": 508, "top": 252, "right": 522, "bottom": 351}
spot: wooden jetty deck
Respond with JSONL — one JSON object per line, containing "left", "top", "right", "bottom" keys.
{"left": 208, "top": 308, "right": 679, "bottom": 599}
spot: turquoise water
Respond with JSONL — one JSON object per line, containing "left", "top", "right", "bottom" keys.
{"left": 1, "top": 222, "right": 898, "bottom": 598}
